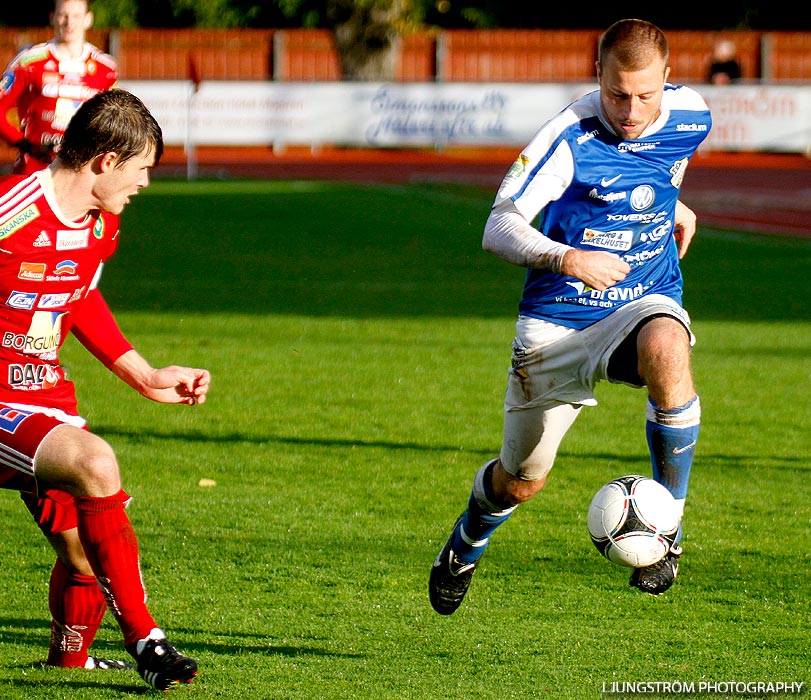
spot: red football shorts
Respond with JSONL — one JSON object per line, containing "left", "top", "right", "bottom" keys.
{"left": 0, "top": 404, "right": 83, "bottom": 535}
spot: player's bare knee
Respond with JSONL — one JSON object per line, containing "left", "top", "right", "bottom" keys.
{"left": 643, "top": 354, "right": 695, "bottom": 407}
{"left": 639, "top": 334, "right": 693, "bottom": 397}
{"left": 76, "top": 443, "right": 121, "bottom": 496}
{"left": 509, "top": 476, "right": 546, "bottom": 504}
{"left": 496, "top": 468, "right": 547, "bottom": 505}
{"left": 639, "top": 318, "right": 690, "bottom": 359}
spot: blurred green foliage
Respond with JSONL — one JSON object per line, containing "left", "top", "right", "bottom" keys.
{"left": 0, "top": 0, "right": 806, "bottom": 31}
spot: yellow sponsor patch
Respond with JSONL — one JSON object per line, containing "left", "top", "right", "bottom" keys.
{"left": 505, "top": 154, "right": 531, "bottom": 182}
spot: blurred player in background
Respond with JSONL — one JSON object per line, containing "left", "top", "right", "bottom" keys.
{"left": 0, "top": 88, "right": 207, "bottom": 691}
{"left": 707, "top": 38, "right": 742, "bottom": 84}
{"left": 429, "top": 18, "right": 712, "bottom": 615}
{"left": 0, "top": 0, "right": 117, "bottom": 175}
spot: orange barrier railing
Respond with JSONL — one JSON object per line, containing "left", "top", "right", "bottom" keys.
{"left": 0, "top": 27, "right": 808, "bottom": 83}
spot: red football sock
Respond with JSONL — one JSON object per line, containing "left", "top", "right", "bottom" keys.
{"left": 46, "top": 558, "right": 107, "bottom": 667}
{"left": 75, "top": 490, "right": 157, "bottom": 650}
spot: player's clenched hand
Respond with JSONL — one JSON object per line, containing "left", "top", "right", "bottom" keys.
{"left": 111, "top": 350, "right": 211, "bottom": 405}
{"left": 144, "top": 366, "right": 211, "bottom": 405}
{"left": 559, "top": 249, "right": 630, "bottom": 291}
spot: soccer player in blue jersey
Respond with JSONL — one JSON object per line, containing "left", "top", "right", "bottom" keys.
{"left": 429, "top": 18, "right": 712, "bottom": 614}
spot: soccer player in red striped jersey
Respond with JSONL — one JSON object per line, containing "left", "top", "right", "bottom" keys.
{"left": 0, "top": 0, "right": 118, "bottom": 175}
{"left": 0, "top": 88, "right": 208, "bottom": 691}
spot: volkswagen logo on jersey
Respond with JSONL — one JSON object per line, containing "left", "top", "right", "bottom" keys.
{"left": 629, "top": 185, "right": 655, "bottom": 211}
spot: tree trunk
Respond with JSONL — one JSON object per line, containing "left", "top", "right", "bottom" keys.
{"left": 327, "top": 0, "right": 406, "bottom": 80}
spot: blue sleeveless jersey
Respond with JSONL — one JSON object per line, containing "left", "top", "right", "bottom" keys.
{"left": 494, "top": 84, "right": 711, "bottom": 329}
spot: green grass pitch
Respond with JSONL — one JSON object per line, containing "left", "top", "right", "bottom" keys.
{"left": 0, "top": 179, "right": 807, "bottom": 698}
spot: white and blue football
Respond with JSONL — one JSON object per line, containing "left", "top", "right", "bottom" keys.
{"left": 587, "top": 475, "right": 680, "bottom": 568}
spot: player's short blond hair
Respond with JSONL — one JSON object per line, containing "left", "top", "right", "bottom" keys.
{"left": 598, "top": 19, "right": 669, "bottom": 71}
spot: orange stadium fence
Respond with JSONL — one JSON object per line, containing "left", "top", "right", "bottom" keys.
{"left": 1, "top": 27, "right": 811, "bottom": 178}
{"left": 0, "top": 27, "right": 810, "bottom": 84}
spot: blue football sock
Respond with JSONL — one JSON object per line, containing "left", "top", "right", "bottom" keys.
{"left": 646, "top": 395, "right": 700, "bottom": 544}
{"left": 451, "top": 460, "right": 516, "bottom": 564}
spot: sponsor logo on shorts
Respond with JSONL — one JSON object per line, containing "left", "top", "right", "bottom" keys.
{"left": 0, "top": 406, "right": 34, "bottom": 433}
{"left": 0, "top": 405, "right": 34, "bottom": 432}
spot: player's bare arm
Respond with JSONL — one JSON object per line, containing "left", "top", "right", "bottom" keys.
{"left": 674, "top": 199, "right": 697, "bottom": 259}
{"left": 110, "top": 349, "right": 211, "bottom": 405}
{"left": 559, "top": 248, "right": 631, "bottom": 291}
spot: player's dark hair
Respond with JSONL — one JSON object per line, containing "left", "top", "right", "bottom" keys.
{"left": 598, "top": 18, "right": 669, "bottom": 71}
{"left": 58, "top": 88, "right": 163, "bottom": 170}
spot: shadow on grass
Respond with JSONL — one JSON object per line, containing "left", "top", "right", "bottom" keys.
{"left": 92, "top": 426, "right": 809, "bottom": 471}
{"left": 93, "top": 423, "right": 493, "bottom": 454}
{"left": 106, "top": 185, "right": 811, "bottom": 322}
{"left": 0, "top": 617, "right": 364, "bottom": 670}
{"left": 0, "top": 601, "right": 365, "bottom": 690}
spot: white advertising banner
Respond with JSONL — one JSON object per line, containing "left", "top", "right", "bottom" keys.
{"left": 699, "top": 84, "right": 811, "bottom": 152}
{"left": 119, "top": 80, "right": 811, "bottom": 153}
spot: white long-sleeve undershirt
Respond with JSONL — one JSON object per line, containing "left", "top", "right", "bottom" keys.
{"left": 482, "top": 199, "right": 572, "bottom": 273}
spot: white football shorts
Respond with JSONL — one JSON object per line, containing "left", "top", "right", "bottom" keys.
{"left": 499, "top": 294, "right": 693, "bottom": 480}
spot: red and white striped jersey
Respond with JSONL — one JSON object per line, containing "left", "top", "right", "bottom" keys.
{"left": 0, "top": 169, "right": 120, "bottom": 413}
